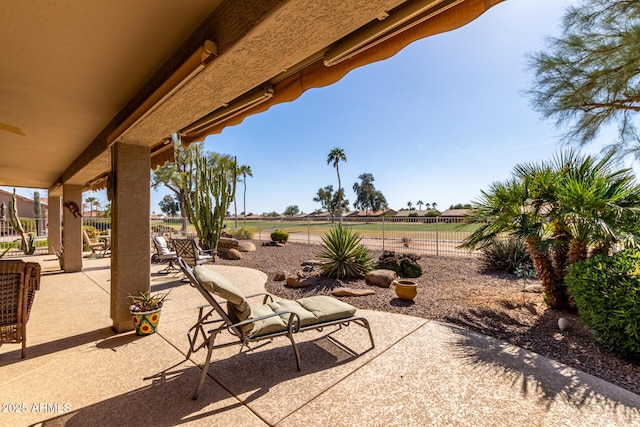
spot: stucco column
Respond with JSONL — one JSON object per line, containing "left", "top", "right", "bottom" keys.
{"left": 111, "top": 142, "right": 151, "bottom": 332}
{"left": 47, "top": 195, "right": 62, "bottom": 255}
{"left": 62, "top": 184, "right": 83, "bottom": 272}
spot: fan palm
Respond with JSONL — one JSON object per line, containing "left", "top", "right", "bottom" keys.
{"left": 238, "top": 164, "right": 253, "bottom": 227}
{"left": 461, "top": 149, "right": 640, "bottom": 311}
{"left": 84, "top": 196, "right": 98, "bottom": 217}
{"left": 327, "top": 148, "right": 346, "bottom": 214}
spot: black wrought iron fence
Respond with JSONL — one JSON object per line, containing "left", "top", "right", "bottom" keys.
{"left": 1, "top": 215, "right": 479, "bottom": 258}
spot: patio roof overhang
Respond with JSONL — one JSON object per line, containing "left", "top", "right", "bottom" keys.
{"left": 0, "top": 0, "right": 502, "bottom": 195}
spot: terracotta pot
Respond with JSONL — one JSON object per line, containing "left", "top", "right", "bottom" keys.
{"left": 130, "top": 306, "right": 162, "bottom": 335}
{"left": 393, "top": 279, "right": 418, "bottom": 301}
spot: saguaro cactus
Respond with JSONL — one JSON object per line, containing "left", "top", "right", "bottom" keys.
{"left": 34, "top": 191, "right": 42, "bottom": 236}
{"left": 184, "top": 151, "right": 235, "bottom": 252}
{"left": 9, "top": 189, "right": 35, "bottom": 255}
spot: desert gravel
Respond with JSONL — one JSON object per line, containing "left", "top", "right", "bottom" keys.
{"left": 215, "top": 240, "right": 640, "bottom": 395}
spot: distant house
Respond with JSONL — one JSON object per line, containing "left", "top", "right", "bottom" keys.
{"left": 0, "top": 188, "right": 49, "bottom": 220}
{"left": 394, "top": 209, "right": 439, "bottom": 217}
{"left": 439, "top": 209, "right": 471, "bottom": 221}
{"left": 84, "top": 210, "right": 106, "bottom": 218}
{"left": 307, "top": 211, "right": 347, "bottom": 219}
{"left": 347, "top": 209, "right": 397, "bottom": 218}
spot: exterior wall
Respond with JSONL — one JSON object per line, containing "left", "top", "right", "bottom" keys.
{"left": 0, "top": 189, "right": 49, "bottom": 219}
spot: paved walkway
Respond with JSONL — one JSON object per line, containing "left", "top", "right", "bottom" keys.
{"left": 0, "top": 254, "right": 638, "bottom": 426}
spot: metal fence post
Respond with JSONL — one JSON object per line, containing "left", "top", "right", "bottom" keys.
{"left": 307, "top": 217, "right": 310, "bottom": 244}
{"left": 382, "top": 216, "right": 385, "bottom": 252}
{"left": 436, "top": 218, "right": 439, "bottom": 256}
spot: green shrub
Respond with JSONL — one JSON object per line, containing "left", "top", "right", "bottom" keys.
{"left": 317, "top": 226, "right": 373, "bottom": 279}
{"left": 479, "top": 237, "right": 533, "bottom": 274}
{"left": 270, "top": 229, "right": 289, "bottom": 243}
{"left": 229, "top": 227, "right": 254, "bottom": 240}
{"left": 376, "top": 251, "right": 423, "bottom": 278}
{"left": 565, "top": 249, "right": 640, "bottom": 359}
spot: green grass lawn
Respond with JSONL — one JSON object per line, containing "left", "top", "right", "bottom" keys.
{"left": 236, "top": 220, "right": 478, "bottom": 240}
{"left": 0, "top": 237, "right": 49, "bottom": 250}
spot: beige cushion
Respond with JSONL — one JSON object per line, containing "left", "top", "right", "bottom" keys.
{"left": 248, "top": 295, "right": 356, "bottom": 338}
{"left": 295, "top": 296, "right": 356, "bottom": 324}
{"left": 193, "top": 266, "right": 251, "bottom": 322}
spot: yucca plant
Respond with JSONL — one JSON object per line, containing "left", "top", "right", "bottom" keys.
{"left": 317, "top": 225, "right": 373, "bottom": 279}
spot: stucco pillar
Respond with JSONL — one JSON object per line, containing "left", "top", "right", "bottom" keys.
{"left": 47, "top": 196, "right": 62, "bottom": 255}
{"left": 62, "top": 184, "right": 83, "bottom": 272}
{"left": 111, "top": 142, "right": 151, "bottom": 332}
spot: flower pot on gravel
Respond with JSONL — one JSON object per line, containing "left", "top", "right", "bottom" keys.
{"left": 393, "top": 279, "right": 418, "bottom": 301}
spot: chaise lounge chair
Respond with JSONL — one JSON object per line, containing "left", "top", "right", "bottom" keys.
{"left": 177, "top": 257, "right": 375, "bottom": 400}
{"left": 0, "top": 260, "right": 41, "bottom": 358}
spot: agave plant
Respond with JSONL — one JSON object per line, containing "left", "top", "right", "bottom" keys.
{"left": 128, "top": 289, "right": 171, "bottom": 312}
{"left": 317, "top": 225, "right": 373, "bottom": 279}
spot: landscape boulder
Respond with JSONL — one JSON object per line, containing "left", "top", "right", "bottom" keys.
{"left": 365, "top": 269, "right": 397, "bottom": 288}
{"left": 218, "top": 237, "right": 239, "bottom": 256}
{"left": 332, "top": 287, "right": 375, "bottom": 297}
{"left": 301, "top": 260, "right": 324, "bottom": 267}
{"left": 524, "top": 284, "right": 544, "bottom": 293}
{"left": 238, "top": 241, "right": 256, "bottom": 252}
{"left": 286, "top": 274, "right": 317, "bottom": 288}
{"left": 274, "top": 271, "right": 289, "bottom": 281}
{"left": 226, "top": 248, "right": 242, "bottom": 260}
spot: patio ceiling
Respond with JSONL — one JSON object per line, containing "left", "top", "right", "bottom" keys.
{"left": 0, "top": 0, "right": 502, "bottom": 194}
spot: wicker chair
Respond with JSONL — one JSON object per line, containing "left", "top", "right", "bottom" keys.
{"left": 0, "top": 260, "right": 41, "bottom": 358}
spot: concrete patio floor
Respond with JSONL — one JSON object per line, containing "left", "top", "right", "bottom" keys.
{"left": 1, "top": 254, "right": 639, "bottom": 426}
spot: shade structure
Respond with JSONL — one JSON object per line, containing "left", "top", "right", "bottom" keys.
{"left": 181, "top": 0, "right": 502, "bottom": 146}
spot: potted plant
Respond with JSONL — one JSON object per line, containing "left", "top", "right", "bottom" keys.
{"left": 128, "top": 289, "right": 171, "bottom": 335}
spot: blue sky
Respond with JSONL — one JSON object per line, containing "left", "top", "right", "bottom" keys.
{"left": 6, "top": 0, "right": 619, "bottom": 214}
{"left": 192, "top": 0, "right": 596, "bottom": 215}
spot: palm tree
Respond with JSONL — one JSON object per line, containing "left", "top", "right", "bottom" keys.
{"left": 92, "top": 199, "right": 101, "bottom": 216}
{"left": 432, "top": 202, "right": 438, "bottom": 211}
{"left": 327, "top": 148, "right": 346, "bottom": 213}
{"left": 407, "top": 201, "right": 413, "bottom": 210}
{"left": 238, "top": 164, "right": 253, "bottom": 227}
{"left": 416, "top": 200, "right": 424, "bottom": 211}
{"left": 84, "top": 196, "right": 97, "bottom": 217}
{"left": 461, "top": 149, "right": 640, "bottom": 311}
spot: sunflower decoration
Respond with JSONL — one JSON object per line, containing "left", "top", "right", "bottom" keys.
{"left": 139, "top": 323, "right": 153, "bottom": 335}
{"left": 128, "top": 289, "right": 170, "bottom": 336}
